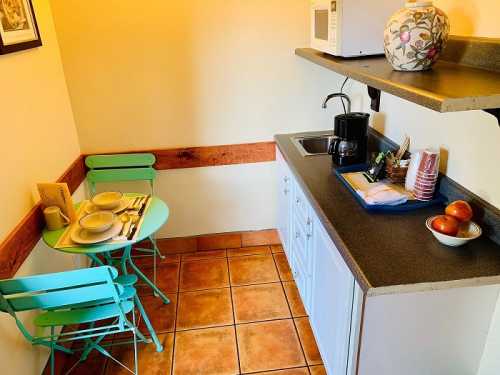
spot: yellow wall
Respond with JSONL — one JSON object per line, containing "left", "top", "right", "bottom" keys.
{"left": 434, "top": 0, "right": 499, "bottom": 37}
{"left": 50, "top": 0, "right": 500, "bottom": 220}
{"left": 0, "top": 0, "right": 80, "bottom": 242}
{"left": 0, "top": 1, "right": 82, "bottom": 373}
{"left": 50, "top": 0, "right": 342, "bottom": 153}
{"left": 50, "top": 0, "right": 345, "bottom": 237}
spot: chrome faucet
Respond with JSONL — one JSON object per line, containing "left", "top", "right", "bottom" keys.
{"left": 322, "top": 93, "right": 352, "bottom": 113}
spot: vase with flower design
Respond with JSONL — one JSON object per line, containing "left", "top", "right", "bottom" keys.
{"left": 384, "top": 0, "right": 450, "bottom": 71}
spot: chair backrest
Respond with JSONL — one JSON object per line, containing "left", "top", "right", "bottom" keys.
{"left": 0, "top": 266, "right": 122, "bottom": 315}
{"left": 85, "top": 153, "right": 157, "bottom": 196}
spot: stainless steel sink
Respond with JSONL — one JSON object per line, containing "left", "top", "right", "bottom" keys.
{"left": 292, "top": 134, "right": 336, "bottom": 157}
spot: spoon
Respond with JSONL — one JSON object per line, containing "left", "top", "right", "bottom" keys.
{"left": 127, "top": 215, "right": 140, "bottom": 240}
{"left": 120, "top": 213, "right": 131, "bottom": 236}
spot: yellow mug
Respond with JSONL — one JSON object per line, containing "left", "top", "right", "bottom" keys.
{"left": 44, "top": 206, "right": 70, "bottom": 231}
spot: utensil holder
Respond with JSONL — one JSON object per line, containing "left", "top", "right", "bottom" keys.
{"left": 386, "top": 157, "right": 409, "bottom": 184}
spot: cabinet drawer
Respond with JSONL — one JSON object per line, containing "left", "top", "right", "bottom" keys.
{"left": 292, "top": 215, "right": 312, "bottom": 273}
{"left": 293, "top": 182, "right": 312, "bottom": 227}
{"left": 292, "top": 244, "right": 311, "bottom": 313}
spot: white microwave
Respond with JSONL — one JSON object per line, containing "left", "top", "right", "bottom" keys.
{"left": 311, "top": 0, "right": 403, "bottom": 57}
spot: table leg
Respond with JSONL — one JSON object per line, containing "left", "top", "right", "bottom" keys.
{"left": 119, "top": 245, "right": 167, "bottom": 352}
{"left": 120, "top": 247, "right": 129, "bottom": 276}
{"left": 88, "top": 254, "right": 105, "bottom": 267}
{"left": 124, "top": 246, "right": 170, "bottom": 304}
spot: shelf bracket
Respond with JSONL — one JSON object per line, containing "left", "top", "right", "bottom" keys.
{"left": 367, "top": 86, "right": 381, "bottom": 112}
{"left": 483, "top": 108, "right": 500, "bottom": 126}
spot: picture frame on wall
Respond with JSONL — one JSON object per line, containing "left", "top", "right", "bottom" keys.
{"left": 0, "top": 0, "right": 41, "bottom": 55}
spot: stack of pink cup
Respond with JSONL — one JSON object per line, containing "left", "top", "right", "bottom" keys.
{"left": 414, "top": 149, "right": 440, "bottom": 201}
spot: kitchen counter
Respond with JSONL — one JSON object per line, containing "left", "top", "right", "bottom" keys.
{"left": 275, "top": 131, "right": 500, "bottom": 296}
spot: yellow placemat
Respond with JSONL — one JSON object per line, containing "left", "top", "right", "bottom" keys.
{"left": 54, "top": 196, "right": 150, "bottom": 249}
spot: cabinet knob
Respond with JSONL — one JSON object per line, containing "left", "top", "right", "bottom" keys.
{"left": 296, "top": 198, "right": 300, "bottom": 204}
{"left": 284, "top": 188, "right": 289, "bottom": 195}
{"left": 306, "top": 218, "right": 312, "bottom": 226}
{"left": 295, "top": 231, "right": 300, "bottom": 239}
{"left": 306, "top": 233, "right": 312, "bottom": 239}
{"left": 284, "top": 176, "right": 289, "bottom": 183}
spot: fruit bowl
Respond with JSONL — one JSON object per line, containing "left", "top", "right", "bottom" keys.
{"left": 426, "top": 216, "right": 482, "bottom": 247}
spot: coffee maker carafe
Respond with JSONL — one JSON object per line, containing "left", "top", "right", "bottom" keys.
{"left": 329, "top": 112, "right": 370, "bottom": 166}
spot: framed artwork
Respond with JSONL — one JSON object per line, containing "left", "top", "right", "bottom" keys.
{"left": 0, "top": 0, "right": 41, "bottom": 55}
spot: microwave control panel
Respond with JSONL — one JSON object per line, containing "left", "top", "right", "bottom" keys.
{"left": 329, "top": 1, "right": 337, "bottom": 50}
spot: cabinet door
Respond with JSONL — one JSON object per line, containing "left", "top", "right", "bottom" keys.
{"left": 276, "top": 149, "right": 292, "bottom": 256}
{"left": 310, "top": 218, "right": 355, "bottom": 375}
{"left": 291, "top": 214, "right": 313, "bottom": 314}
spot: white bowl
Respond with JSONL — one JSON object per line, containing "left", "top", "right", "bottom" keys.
{"left": 426, "top": 216, "right": 482, "bottom": 247}
{"left": 91, "top": 191, "right": 123, "bottom": 210}
{"left": 79, "top": 211, "right": 115, "bottom": 233}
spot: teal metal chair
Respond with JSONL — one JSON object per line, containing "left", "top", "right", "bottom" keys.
{"left": 0, "top": 266, "right": 146, "bottom": 375}
{"left": 85, "top": 153, "right": 165, "bottom": 286}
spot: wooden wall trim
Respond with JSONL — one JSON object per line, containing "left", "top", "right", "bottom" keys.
{"left": 0, "top": 156, "right": 86, "bottom": 279}
{"left": 0, "top": 142, "right": 276, "bottom": 279}
{"left": 152, "top": 142, "right": 276, "bottom": 170}
{"left": 87, "top": 141, "right": 277, "bottom": 170}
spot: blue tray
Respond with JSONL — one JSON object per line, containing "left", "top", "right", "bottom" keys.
{"left": 335, "top": 164, "right": 445, "bottom": 212}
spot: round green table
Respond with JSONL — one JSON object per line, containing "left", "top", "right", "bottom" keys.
{"left": 42, "top": 194, "right": 170, "bottom": 352}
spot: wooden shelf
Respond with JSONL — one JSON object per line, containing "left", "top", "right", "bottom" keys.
{"left": 295, "top": 37, "right": 500, "bottom": 121}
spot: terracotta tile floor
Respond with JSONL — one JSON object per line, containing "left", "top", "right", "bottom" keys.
{"left": 61, "top": 244, "right": 324, "bottom": 375}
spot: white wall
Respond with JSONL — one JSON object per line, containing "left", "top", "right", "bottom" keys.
{"left": 479, "top": 298, "right": 500, "bottom": 374}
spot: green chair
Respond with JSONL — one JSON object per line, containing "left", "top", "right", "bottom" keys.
{"left": 0, "top": 266, "right": 145, "bottom": 375}
{"left": 85, "top": 153, "right": 165, "bottom": 286}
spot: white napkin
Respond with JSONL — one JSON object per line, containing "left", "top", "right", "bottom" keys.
{"left": 357, "top": 184, "right": 408, "bottom": 206}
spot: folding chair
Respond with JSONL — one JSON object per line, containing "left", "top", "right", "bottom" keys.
{"left": 0, "top": 266, "right": 146, "bottom": 375}
{"left": 85, "top": 153, "right": 165, "bottom": 287}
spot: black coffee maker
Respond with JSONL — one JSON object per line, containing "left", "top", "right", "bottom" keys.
{"left": 322, "top": 92, "right": 369, "bottom": 166}
{"left": 329, "top": 112, "right": 370, "bottom": 166}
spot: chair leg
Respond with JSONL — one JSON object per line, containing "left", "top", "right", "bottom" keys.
{"left": 50, "top": 327, "right": 55, "bottom": 375}
{"left": 132, "top": 308, "right": 139, "bottom": 375}
{"left": 134, "top": 294, "right": 163, "bottom": 353}
{"left": 153, "top": 243, "right": 158, "bottom": 297}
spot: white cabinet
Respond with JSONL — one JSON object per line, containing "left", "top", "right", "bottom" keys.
{"left": 310, "top": 216, "right": 356, "bottom": 375}
{"left": 290, "top": 184, "right": 314, "bottom": 314}
{"left": 276, "top": 149, "right": 292, "bottom": 257}
{"left": 276, "top": 148, "right": 359, "bottom": 375}
{"left": 276, "top": 147, "right": 500, "bottom": 375}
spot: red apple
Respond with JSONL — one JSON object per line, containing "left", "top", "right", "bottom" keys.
{"left": 445, "top": 200, "right": 473, "bottom": 223}
{"left": 432, "top": 215, "right": 459, "bottom": 236}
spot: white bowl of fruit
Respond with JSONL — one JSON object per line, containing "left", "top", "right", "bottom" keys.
{"left": 426, "top": 200, "right": 482, "bottom": 247}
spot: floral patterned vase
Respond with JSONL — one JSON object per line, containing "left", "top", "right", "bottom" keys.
{"left": 384, "top": 0, "right": 450, "bottom": 71}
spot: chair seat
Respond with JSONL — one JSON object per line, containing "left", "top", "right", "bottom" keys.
{"left": 115, "top": 274, "right": 138, "bottom": 286}
{"left": 34, "top": 301, "right": 134, "bottom": 327}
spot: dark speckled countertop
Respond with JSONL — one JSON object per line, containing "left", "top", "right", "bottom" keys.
{"left": 276, "top": 131, "right": 500, "bottom": 296}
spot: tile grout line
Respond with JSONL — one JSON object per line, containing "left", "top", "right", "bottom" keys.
{"left": 271, "top": 251, "right": 310, "bottom": 370}
{"left": 106, "top": 243, "right": 310, "bottom": 375}
{"left": 170, "top": 254, "right": 183, "bottom": 375}
{"left": 242, "top": 364, "right": 312, "bottom": 375}
{"left": 226, "top": 250, "right": 243, "bottom": 375}
{"left": 170, "top": 316, "right": 305, "bottom": 334}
